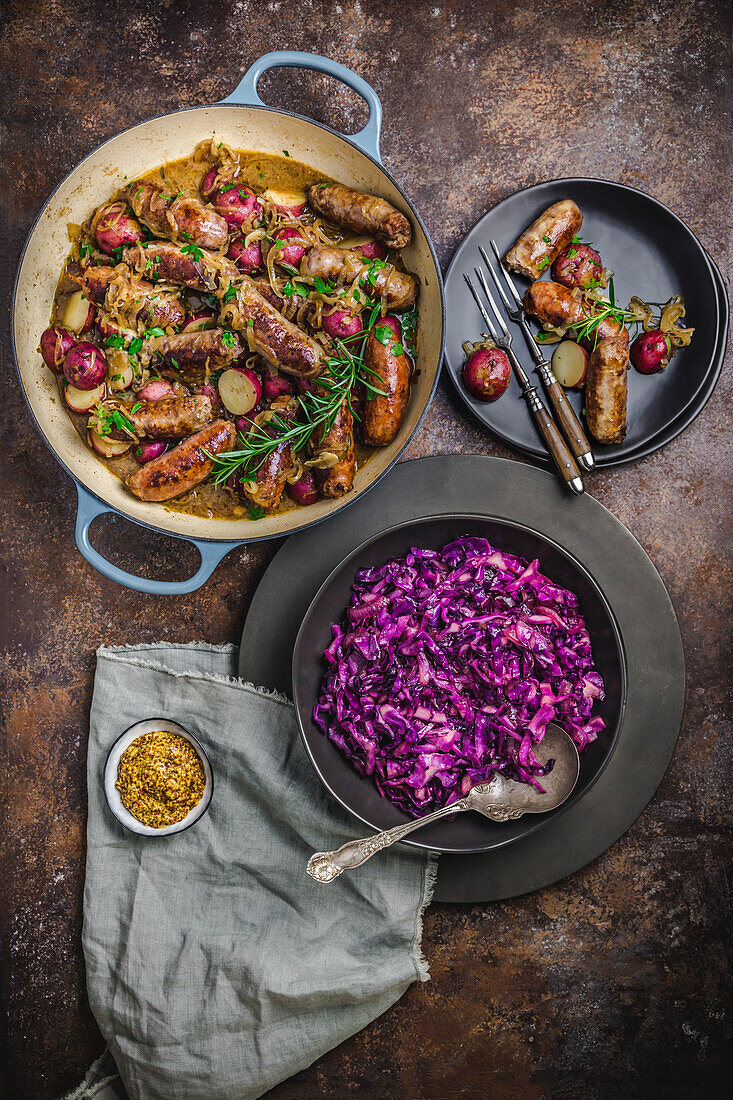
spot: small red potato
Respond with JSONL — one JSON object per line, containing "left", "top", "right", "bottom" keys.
{"left": 551, "top": 243, "right": 603, "bottom": 290}
{"left": 263, "top": 188, "right": 307, "bottom": 217}
{"left": 260, "top": 365, "right": 294, "bottom": 402}
{"left": 95, "top": 202, "right": 143, "bottom": 254}
{"left": 218, "top": 366, "right": 262, "bottom": 415}
{"left": 138, "top": 379, "right": 175, "bottom": 402}
{"left": 227, "top": 238, "right": 263, "bottom": 274}
{"left": 212, "top": 184, "right": 262, "bottom": 229}
{"left": 63, "top": 343, "right": 108, "bottom": 390}
{"left": 353, "top": 239, "right": 388, "bottom": 261}
{"left": 272, "top": 227, "right": 309, "bottom": 268}
{"left": 462, "top": 346, "right": 511, "bottom": 402}
{"left": 65, "top": 382, "right": 106, "bottom": 414}
{"left": 63, "top": 290, "right": 96, "bottom": 334}
{"left": 180, "top": 310, "right": 217, "bottom": 333}
{"left": 88, "top": 430, "right": 132, "bottom": 459}
{"left": 630, "top": 330, "right": 671, "bottom": 374}
{"left": 551, "top": 340, "right": 589, "bottom": 388}
{"left": 200, "top": 168, "right": 218, "bottom": 198}
{"left": 133, "top": 440, "right": 169, "bottom": 464}
{"left": 40, "top": 326, "right": 76, "bottom": 373}
{"left": 322, "top": 309, "right": 362, "bottom": 340}
{"left": 286, "top": 470, "right": 321, "bottom": 506}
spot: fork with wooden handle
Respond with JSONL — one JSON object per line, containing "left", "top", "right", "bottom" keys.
{"left": 464, "top": 273, "right": 584, "bottom": 495}
{"left": 483, "top": 241, "right": 595, "bottom": 472}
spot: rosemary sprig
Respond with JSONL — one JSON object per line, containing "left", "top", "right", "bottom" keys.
{"left": 567, "top": 299, "right": 639, "bottom": 349}
{"left": 209, "top": 303, "right": 386, "bottom": 487}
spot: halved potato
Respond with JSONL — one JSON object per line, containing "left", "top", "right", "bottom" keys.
{"left": 64, "top": 382, "right": 105, "bottom": 413}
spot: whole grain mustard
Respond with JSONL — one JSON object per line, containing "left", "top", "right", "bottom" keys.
{"left": 116, "top": 731, "right": 205, "bottom": 828}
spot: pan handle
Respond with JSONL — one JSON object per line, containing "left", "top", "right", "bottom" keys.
{"left": 222, "top": 51, "right": 383, "bottom": 162}
{"left": 74, "top": 484, "right": 238, "bottom": 594}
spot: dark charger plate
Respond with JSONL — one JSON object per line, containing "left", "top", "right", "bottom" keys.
{"left": 444, "top": 178, "right": 726, "bottom": 466}
{"left": 240, "top": 456, "right": 685, "bottom": 902}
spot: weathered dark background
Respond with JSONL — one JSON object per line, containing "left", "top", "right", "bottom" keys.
{"left": 1, "top": 0, "right": 731, "bottom": 1097}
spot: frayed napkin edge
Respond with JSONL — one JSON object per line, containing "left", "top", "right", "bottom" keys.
{"left": 96, "top": 643, "right": 293, "bottom": 709}
{"left": 412, "top": 852, "right": 439, "bottom": 982}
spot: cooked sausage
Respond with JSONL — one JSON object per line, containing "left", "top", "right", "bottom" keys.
{"left": 146, "top": 329, "right": 243, "bottom": 376}
{"left": 221, "top": 277, "right": 324, "bottom": 378}
{"left": 126, "top": 242, "right": 238, "bottom": 293}
{"left": 361, "top": 320, "right": 410, "bottom": 447}
{"left": 505, "top": 200, "right": 583, "bottom": 280}
{"left": 303, "top": 246, "right": 417, "bottom": 310}
{"left": 253, "top": 280, "right": 299, "bottom": 321}
{"left": 523, "top": 281, "right": 623, "bottom": 341}
{"left": 73, "top": 265, "right": 186, "bottom": 330}
{"left": 123, "top": 180, "right": 228, "bottom": 251}
{"left": 100, "top": 396, "right": 213, "bottom": 440}
{"left": 312, "top": 399, "right": 355, "bottom": 498}
{"left": 241, "top": 397, "right": 299, "bottom": 510}
{"left": 308, "top": 182, "right": 412, "bottom": 249}
{"left": 126, "top": 419, "right": 236, "bottom": 501}
{"left": 586, "top": 332, "right": 629, "bottom": 445}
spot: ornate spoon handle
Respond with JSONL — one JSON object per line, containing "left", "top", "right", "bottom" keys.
{"left": 306, "top": 799, "right": 471, "bottom": 883}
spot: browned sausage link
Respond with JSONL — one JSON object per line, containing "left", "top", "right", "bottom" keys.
{"left": 126, "top": 419, "right": 236, "bottom": 502}
{"left": 73, "top": 265, "right": 115, "bottom": 304}
{"left": 73, "top": 265, "right": 185, "bottom": 329}
{"left": 99, "top": 396, "right": 213, "bottom": 440}
{"left": 253, "top": 280, "right": 300, "bottom": 321}
{"left": 222, "top": 277, "right": 324, "bottom": 378}
{"left": 505, "top": 200, "right": 583, "bottom": 280}
{"left": 362, "top": 326, "right": 410, "bottom": 447}
{"left": 523, "top": 281, "right": 623, "bottom": 341}
{"left": 126, "top": 242, "right": 238, "bottom": 293}
{"left": 308, "top": 183, "right": 412, "bottom": 249}
{"left": 147, "top": 330, "right": 243, "bottom": 377}
{"left": 302, "top": 246, "right": 418, "bottom": 311}
{"left": 312, "top": 399, "right": 355, "bottom": 499}
{"left": 243, "top": 397, "right": 299, "bottom": 510}
{"left": 123, "top": 180, "right": 228, "bottom": 251}
{"left": 586, "top": 332, "right": 629, "bottom": 445}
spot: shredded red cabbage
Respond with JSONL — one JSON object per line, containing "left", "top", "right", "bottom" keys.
{"left": 313, "top": 537, "right": 605, "bottom": 817}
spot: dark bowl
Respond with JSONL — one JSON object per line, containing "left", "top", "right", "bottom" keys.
{"left": 292, "top": 514, "right": 627, "bottom": 853}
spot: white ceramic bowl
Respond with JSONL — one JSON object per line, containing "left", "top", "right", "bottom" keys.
{"left": 103, "top": 718, "right": 213, "bottom": 836}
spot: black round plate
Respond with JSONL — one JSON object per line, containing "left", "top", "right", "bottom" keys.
{"left": 445, "top": 178, "right": 723, "bottom": 466}
{"left": 292, "top": 514, "right": 626, "bottom": 854}
{"left": 240, "top": 456, "right": 685, "bottom": 901}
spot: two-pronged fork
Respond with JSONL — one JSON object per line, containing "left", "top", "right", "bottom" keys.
{"left": 481, "top": 241, "right": 595, "bottom": 472}
{"left": 463, "top": 272, "right": 585, "bottom": 495}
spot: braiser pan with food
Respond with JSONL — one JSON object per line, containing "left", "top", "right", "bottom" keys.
{"left": 12, "top": 52, "right": 445, "bottom": 593}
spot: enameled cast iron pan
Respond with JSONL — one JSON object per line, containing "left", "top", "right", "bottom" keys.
{"left": 12, "top": 51, "right": 445, "bottom": 594}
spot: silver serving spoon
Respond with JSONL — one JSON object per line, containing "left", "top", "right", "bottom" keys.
{"left": 307, "top": 723, "right": 580, "bottom": 882}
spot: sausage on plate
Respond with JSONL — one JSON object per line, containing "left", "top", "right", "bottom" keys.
{"left": 123, "top": 180, "right": 228, "bottom": 252}
{"left": 126, "top": 242, "right": 238, "bottom": 293}
{"left": 505, "top": 200, "right": 583, "bottom": 280}
{"left": 311, "top": 398, "right": 355, "bottom": 498}
{"left": 126, "top": 419, "right": 236, "bottom": 501}
{"left": 98, "top": 396, "right": 213, "bottom": 440}
{"left": 523, "top": 281, "right": 623, "bottom": 341}
{"left": 361, "top": 317, "right": 410, "bottom": 447}
{"left": 221, "top": 277, "right": 324, "bottom": 378}
{"left": 585, "top": 332, "right": 629, "bottom": 445}
{"left": 303, "top": 246, "right": 417, "bottom": 311}
{"left": 308, "top": 182, "right": 412, "bottom": 249}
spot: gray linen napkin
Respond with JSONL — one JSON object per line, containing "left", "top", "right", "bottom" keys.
{"left": 77, "top": 644, "right": 436, "bottom": 1100}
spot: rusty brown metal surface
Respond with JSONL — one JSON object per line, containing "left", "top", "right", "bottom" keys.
{"left": 1, "top": 1, "right": 731, "bottom": 1096}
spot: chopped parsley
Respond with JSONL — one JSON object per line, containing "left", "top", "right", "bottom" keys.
{"left": 131, "top": 402, "right": 142, "bottom": 413}
{"left": 222, "top": 286, "right": 238, "bottom": 304}
{"left": 537, "top": 254, "right": 550, "bottom": 272}
{"left": 313, "top": 276, "right": 334, "bottom": 294}
{"left": 542, "top": 234, "right": 552, "bottom": 245}
{"left": 282, "top": 149, "right": 291, "bottom": 157}
{"left": 247, "top": 503, "right": 267, "bottom": 520}
{"left": 181, "top": 243, "right": 204, "bottom": 262}
{"left": 222, "top": 329, "right": 237, "bottom": 348}
{"left": 144, "top": 327, "right": 165, "bottom": 338}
